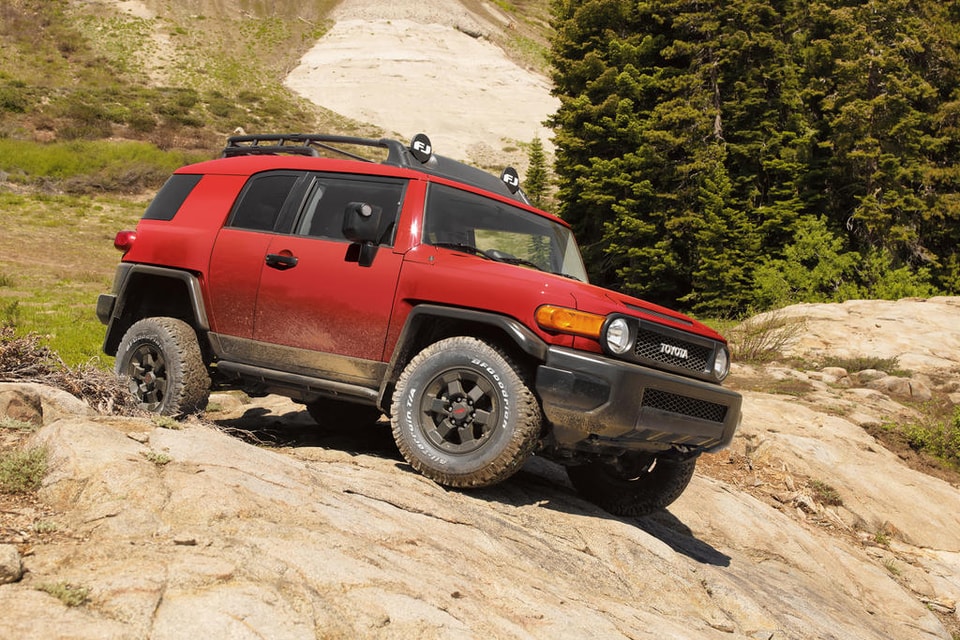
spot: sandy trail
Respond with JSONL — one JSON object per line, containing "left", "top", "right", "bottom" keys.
{"left": 284, "top": 0, "right": 558, "bottom": 164}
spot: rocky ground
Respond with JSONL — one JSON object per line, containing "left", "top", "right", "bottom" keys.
{"left": 1, "top": 298, "right": 959, "bottom": 639}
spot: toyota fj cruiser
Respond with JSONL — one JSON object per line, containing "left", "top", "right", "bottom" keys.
{"left": 97, "top": 133, "right": 742, "bottom": 516}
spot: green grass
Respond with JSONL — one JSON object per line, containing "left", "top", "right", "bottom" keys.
{"left": 0, "top": 139, "right": 204, "bottom": 190}
{"left": 821, "top": 355, "right": 908, "bottom": 376}
{"left": 33, "top": 520, "right": 59, "bottom": 534}
{"left": 0, "top": 191, "right": 145, "bottom": 366}
{"left": 902, "top": 407, "right": 960, "bottom": 466}
{"left": 875, "top": 405, "right": 960, "bottom": 474}
{"left": 0, "top": 0, "right": 553, "bottom": 372}
{"left": 151, "top": 415, "right": 182, "bottom": 430}
{"left": 143, "top": 450, "right": 172, "bottom": 466}
{"left": 36, "top": 581, "right": 89, "bottom": 607}
{"left": 0, "top": 417, "right": 39, "bottom": 432}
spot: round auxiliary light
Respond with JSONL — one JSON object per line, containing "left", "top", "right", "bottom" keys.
{"left": 714, "top": 346, "right": 730, "bottom": 381}
{"left": 410, "top": 133, "right": 433, "bottom": 163}
{"left": 605, "top": 318, "right": 633, "bottom": 355}
{"left": 500, "top": 166, "right": 521, "bottom": 194}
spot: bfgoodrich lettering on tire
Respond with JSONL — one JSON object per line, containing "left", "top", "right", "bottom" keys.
{"left": 115, "top": 317, "right": 210, "bottom": 417}
{"left": 566, "top": 454, "right": 698, "bottom": 516}
{"left": 390, "top": 336, "right": 541, "bottom": 488}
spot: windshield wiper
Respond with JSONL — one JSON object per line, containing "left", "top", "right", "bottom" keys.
{"left": 497, "top": 255, "right": 546, "bottom": 272}
{"left": 432, "top": 242, "right": 549, "bottom": 273}
{"left": 432, "top": 242, "right": 487, "bottom": 257}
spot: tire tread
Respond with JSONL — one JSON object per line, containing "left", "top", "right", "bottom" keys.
{"left": 390, "top": 336, "right": 541, "bottom": 488}
{"left": 115, "top": 317, "right": 210, "bottom": 416}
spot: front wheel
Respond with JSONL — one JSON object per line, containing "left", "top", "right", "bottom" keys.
{"left": 390, "top": 336, "right": 542, "bottom": 488}
{"left": 566, "top": 454, "right": 698, "bottom": 516}
{"left": 114, "top": 317, "right": 210, "bottom": 417}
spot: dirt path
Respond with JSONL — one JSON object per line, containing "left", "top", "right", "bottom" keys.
{"left": 284, "top": 0, "right": 558, "bottom": 166}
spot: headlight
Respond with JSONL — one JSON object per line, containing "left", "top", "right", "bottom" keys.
{"left": 713, "top": 346, "right": 730, "bottom": 381}
{"left": 604, "top": 317, "right": 633, "bottom": 355}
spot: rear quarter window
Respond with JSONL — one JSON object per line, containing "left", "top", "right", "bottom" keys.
{"left": 228, "top": 171, "right": 304, "bottom": 232}
{"left": 142, "top": 174, "right": 203, "bottom": 221}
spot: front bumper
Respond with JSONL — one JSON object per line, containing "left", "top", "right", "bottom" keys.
{"left": 535, "top": 346, "right": 742, "bottom": 454}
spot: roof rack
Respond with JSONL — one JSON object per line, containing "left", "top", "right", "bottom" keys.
{"left": 223, "top": 134, "right": 408, "bottom": 164}
{"left": 221, "top": 133, "right": 530, "bottom": 204}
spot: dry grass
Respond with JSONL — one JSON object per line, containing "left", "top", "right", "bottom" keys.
{"left": 0, "top": 324, "right": 135, "bottom": 414}
{"left": 726, "top": 310, "right": 806, "bottom": 364}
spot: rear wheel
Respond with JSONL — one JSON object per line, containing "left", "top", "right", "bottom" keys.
{"left": 114, "top": 317, "right": 210, "bottom": 416}
{"left": 306, "top": 397, "right": 381, "bottom": 428}
{"left": 390, "top": 336, "right": 541, "bottom": 488}
{"left": 566, "top": 453, "right": 698, "bottom": 516}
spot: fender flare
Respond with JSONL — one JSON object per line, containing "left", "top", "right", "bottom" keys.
{"left": 377, "top": 304, "right": 548, "bottom": 409}
{"left": 101, "top": 264, "right": 209, "bottom": 354}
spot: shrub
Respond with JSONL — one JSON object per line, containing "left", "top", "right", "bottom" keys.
{"left": 127, "top": 110, "right": 157, "bottom": 133}
{"left": 37, "top": 582, "right": 89, "bottom": 607}
{"left": 0, "top": 446, "right": 47, "bottom": 493}
{"left": 752, "top": 215, "right": 861, "bottom": 309}
{"left": 726, "top": 309, "right": 805, "bottom": 364}
{"left": 143, "top": 450, "right": 172, "bottom": 466}
{"left": 0, "top": 85, "right": 28, "bottom": 113}
{"left": 0, "top": 138, "right": 201, "bottom": 185}
{"left": 808, "top": 480, "right": 843, "bottom": 506}
{"left": 904, "top": 410, "right": 960, "bottom": 464}
{"left": 821, "top": 355, "right": 902, "bottom": 374}
{"left": 0, "top": 417, "right": 37, "bottom": 432}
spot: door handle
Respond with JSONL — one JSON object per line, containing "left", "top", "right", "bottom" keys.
{"left": 265, "top": 253, "right": 298, "bottom": 270}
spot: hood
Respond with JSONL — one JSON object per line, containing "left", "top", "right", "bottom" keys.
{"left": 420, "top": 247, "right": 725, "bottom": 343}
{"left": 569, "top": 281, "right": 726, "bottom": 343}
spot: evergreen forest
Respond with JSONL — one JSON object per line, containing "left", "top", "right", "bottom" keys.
{"left": 548, "top": 0, "right": 960, "bottom": 316}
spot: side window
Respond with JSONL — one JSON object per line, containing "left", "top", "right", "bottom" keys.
{"left": 296, "top": 175, "right": 406, "bottom": 246}
{"left": 142, "top": 174, "right": 203, "bottom": 221}
{"left": 229, "top": 172, "right": 302, "bottom": 232}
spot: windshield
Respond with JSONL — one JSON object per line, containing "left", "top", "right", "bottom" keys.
{"left": 422, "top": 183, "right": 589, "bottom": 282}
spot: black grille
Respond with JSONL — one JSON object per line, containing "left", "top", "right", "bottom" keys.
{"left": 641, "top": 388, "right": 728, "bottom": 423}
{"left": 635, "top": 328, "right": 711, "bottom": 373}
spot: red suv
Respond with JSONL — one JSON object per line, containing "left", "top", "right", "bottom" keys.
{"left": 97, "top": 133, "right": 741, "bottom": 515}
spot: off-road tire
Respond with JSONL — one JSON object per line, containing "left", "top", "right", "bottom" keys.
{"left": 390, "top": 336, "right": 541, "bottom": 488}
{"left": 306, "top": 397, "right": 381, "bottom": 428}
{"left": 567, "top": 454, "right": 698, "bottom": 517}
{"left": 115, "top": 317, "right": 210, "bottom": 417}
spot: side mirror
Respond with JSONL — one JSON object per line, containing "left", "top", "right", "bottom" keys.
{"left": 342, "top": 202, "right": 382, "bottom": 267}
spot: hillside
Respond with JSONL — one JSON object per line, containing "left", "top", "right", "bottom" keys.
{"left": 0, "top": 0, "right": 554, "bottom": 158}
{"left": 0, "top": 0, "right": 555, "bottom": 364}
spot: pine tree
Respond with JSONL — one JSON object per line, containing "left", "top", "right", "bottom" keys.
{"left": 548, "top": 0, "right": 960, "bottom": 312}
{"left": 549, "top": 0, "right": 722, "bottom": 304}
{"left": 681, "top": 144, "right": 760, "bottom": 316}
{"left": 524, "top": 136, "right": 550, "bottom": 209}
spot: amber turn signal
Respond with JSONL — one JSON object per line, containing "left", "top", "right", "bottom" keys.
{"left": 535, "top": 305, "right": 605, "bottom": 339}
